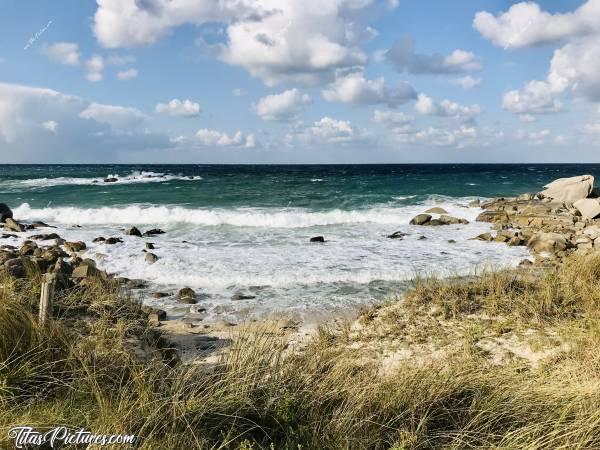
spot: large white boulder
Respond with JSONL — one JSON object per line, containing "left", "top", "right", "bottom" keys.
{"left": 573, "top": 198, "right": 600, "bottom": 219}
{"left": 540, "top": 175, "right": 594, "bottom": 203}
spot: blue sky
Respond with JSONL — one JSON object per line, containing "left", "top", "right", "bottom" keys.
{"left": 1, "top": 0, "right": 600, "bottom": 163}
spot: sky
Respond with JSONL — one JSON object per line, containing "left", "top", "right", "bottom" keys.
{"left": 1, "top": 0, "right": 600, "bottom": 163}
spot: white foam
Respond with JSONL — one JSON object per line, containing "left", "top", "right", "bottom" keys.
{"left": 14, "top": 200, "right": 483, "bottom": 228}
{"left": 4, "top": 171, "right": 202, "bottom": 189}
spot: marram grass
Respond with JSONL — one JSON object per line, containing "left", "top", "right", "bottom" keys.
{"left": 1, "top": 255, "right": 600, "bottom": 448}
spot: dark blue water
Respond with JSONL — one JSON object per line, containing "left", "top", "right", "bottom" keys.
{"left": 1, "top": 164, "right": 598, "bottom": 209}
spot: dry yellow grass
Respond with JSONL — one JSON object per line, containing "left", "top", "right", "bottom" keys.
{"left": 0, "top": 254, "right": 600, "bottom": 448}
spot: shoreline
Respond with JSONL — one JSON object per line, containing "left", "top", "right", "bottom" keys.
{"left": 1, "top": 174, "right": 598, "bottom": 363}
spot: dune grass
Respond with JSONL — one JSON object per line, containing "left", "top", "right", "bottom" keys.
{"left": 1, "top": 255, "right": 600, "bottom": 448}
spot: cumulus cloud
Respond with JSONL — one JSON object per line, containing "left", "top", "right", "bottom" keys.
{"left": 415, "top": 94, "right": 481, "bottom": 119}
{"left": 254, "top": 88, "right": 312, "bottom": 121}
{"left": 451, "top": 75, "right": 481, "bottom": 89}
{"left": 0, "top": 82, "right": 170, "bottom": 162}
{"left": 195, "top": 129, "right": 255, "bottom": 148}
{"left": 322, "top": 73, "right": 416, "bottom": 107}
{"left": 85, "top": 55, "right": 104, "bottom": 82}
{"left": 93, "top": 0, "right": 384, "bottom": 86}
{"left": 287, "top": 117, "right": 368, "bottom": 145}
{"left": 79, "top": 103, "right": 148, "bottom": 132}
{"left": 155, "top": 99, "right": 201, "bottom": 117}
{"left": 117, "top": 68, "right": 138, "bottom": 80}
{"left": 373, "top": 109, "right": 413, "bottom": 126}
{"left": 473, "top": 0, "right": 600, "bottom": 49}
{"left": 384, "top": 36, "right": 482, "bottom": 75}
{"left": 476, "top": 1, "right": 600, "bottom": 116}
{"left": 43, "top": 42, "right": 81, "bottom": 65}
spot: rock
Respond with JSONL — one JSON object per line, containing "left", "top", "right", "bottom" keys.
{"left": 0, "top": 204, "right": 13, "bottom": 222}
{"left": 576, "top": 236, "right": 594, "bottom": 249}
{"left": 527, "top": 232, "right": 569, "bottom": 255}
{"left": 104, "top": 237, "right": 123, "bottom": 245}
{"left": 231, "top": 291, "right": 256, "bottom": 301}
{"left": 4, "top": 218, "right": 24, "bottom": 233}
{"left": 425, "top": 219, "right": 444, "bottom": 226}
{"left": 152, "top": 292, "right": 171, "bottom": 299}
{"left": 71, "top": 264, "right": 99, "bottom": 278}
{"left": 30, "top": 233, "right": 61, "bottom": 241}
{"left": 4, "top": 257, "right": 26, "bottom": 278}
{"left": 409, "top": 214, "right": 432, "bottom": 226}
{"left": 92, "top": 237, "right": 106, "bottom": 243}
{"left": 540, "top": 175, "right": 594, "bottom": 203}
{"left": 1, "top": 233, "right": 17, "bottom": 239}
{"left": 468, "top": 199, "right": 481, "bottom": 207}
{"left": 143, "top": 228, "right": 165, "bottom": 236}
{"left": 310, "top": 236, "right": 325, "bottom": 243}
{"left": 417, "top": 235, "right": 427, "bottom": 240}
{"left": 0, "top": 251, "right": 17, "bottom": 265}
{"left": 583, "top": 226, "right": 600, "bottom": 240}
{"left": 447, "top": 239, "right": 456, "bottom": 244}
{"left": 476, "top": 210, "right": 510, "bottom": 224}
{"left": 127, "top": 227, "right": 142, "bottom": 237}
{"left": 573, "top": 198, "right": 600, "bottom": 220}
{"left": 438, "top": 215, "right": 469, "bottom": 225}
{"left": 53, "top": 258, "right": 73, "bottom": 275}
{"left": 508, "top": 236, "right": 525, "bottom": 246}
{"left": 519, "top": 259, "right": 534, "bottom": 267}
{"left": 425, "top": 207, "right": 448, "bottom": 214}
{"left": 178, "top": 287, "right": 197, "bottom": 304}
{"left": 104, "top": 177, "right": 118, "bottom": 183}
{"left": 31, "top": 221, "right": 53, "bottom": 228}
{"left": 145, "top": 242, "right": 155, "bottom": 250}
{"left": 387, "top": 231, "right": 406, "bottom": 239}
{"left": 64, "top": 241, "right": 86, "bottom": 252}
{"left": 472, "top": 232, "right": 493, "bottom": 241}
{"left": 19, "top": 241, "right": 38, "bottom": 256}
{"left": 145, "top": 252, "right": 158, "bottom": 264}
{"left": 148, "top": 309, "right": 167, "bottom": 323}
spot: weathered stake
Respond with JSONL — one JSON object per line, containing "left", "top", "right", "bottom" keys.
{"left": 39, "top": 273, "right": 56, "bottom": 325}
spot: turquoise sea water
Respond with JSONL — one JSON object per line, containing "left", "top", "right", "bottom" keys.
{"left": 1, "top": 164, "right": 597, "bottom": 321}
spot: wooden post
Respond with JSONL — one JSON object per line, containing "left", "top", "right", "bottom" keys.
{"left": 39, "top": 273, "right": 56, "bottom": 325}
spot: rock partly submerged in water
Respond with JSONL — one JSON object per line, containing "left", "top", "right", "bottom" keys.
{"left": 178, "top": 287, "right": 197, "bottom": 304}
{"left": 387, "top": 231, "right": 406, "bottom": 239}
{"left": 127, "top": 226, "right": 143, "bottom": 237}
{"left": 0, "top": 203, "right": 13, "bottom": 223}
{"left": 410, "top": 214, "right": 431, "bottom": 225}
{"left": 310, "top": 236, "right": 325, "bottom": 243}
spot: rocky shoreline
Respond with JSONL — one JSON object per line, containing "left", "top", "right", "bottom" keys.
{"left": 1, "top": 174, "right": 599, "bottom": 361}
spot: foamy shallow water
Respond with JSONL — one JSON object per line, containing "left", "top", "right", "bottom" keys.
{"left": 10, "top": 198, "right": 530, "bottom": 322}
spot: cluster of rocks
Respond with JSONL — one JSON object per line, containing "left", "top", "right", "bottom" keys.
{"left": 408, "top": 207, "right": 470, "bottom": 228}
{"left": 473, "top": 174, "right": 600, "bottom": 261}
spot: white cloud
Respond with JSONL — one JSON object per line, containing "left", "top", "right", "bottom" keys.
{"left": 322, "top": 73, "right": 416, "bottom": 107}
{"left": 451, "top": 75, "right": 481, "bottom": 89}
{"left": 85, "top": 55, "right": 104, "bottom": 82}
{"left": 42, "top": 120, "right": 58, "bottom": 134}
{"left": 116, "top": 68, "right": 138, "bottom": 80}
{"left": 415, "top": 94, "right": 481, "bottom": 119}
{"left": 43, "top": 42, "right": 81, "bottom": 65}
{"left": 0, "top": 82, "right": 170, "bottom": 162}
{"left": 473, "top": 1, "right": 600, "bottom": 49}
{"left": 232, "top": 88, "right": 245, "bottom": 97}
{"left": 93, "top": 0, "right": 385, "bottom": 86}
{"left": 519, "top": 114, "right": 537, "bottom": 123}
{"left": 516, "top": 128, "right": 551, "bottom": 145}
{"left": 476, "top": 2, "right": 600, "bottom": 115}
{"left": 195, "top": 129, "right": 255, "bottom": 148}
{"left": 384, "top": 36, "right": 481, "bottom": 74}
{"left": 79, "top": 103, "right": 148, "bottom": 131}
{"left": 254, "top": 88, "right": 312, "bottom": 121}
{"left": 155, "top": 99, "right": 201, "bottom": 117}
{"left": 288, "top": 117, "right": 367, "bottom": 145}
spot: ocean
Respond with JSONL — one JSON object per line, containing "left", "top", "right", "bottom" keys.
{"left": 2, "top": 164, "right": 599, "bottom": 322}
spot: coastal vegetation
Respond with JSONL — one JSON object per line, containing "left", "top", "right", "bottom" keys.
{"left": 1, "top": 252, "right": 600, "bottom": 449}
